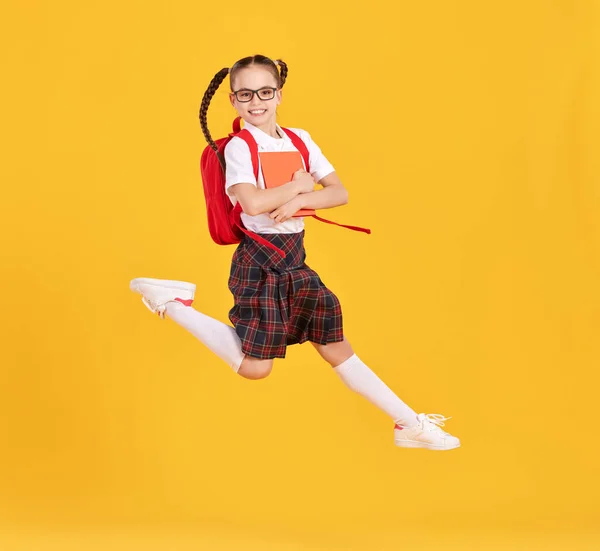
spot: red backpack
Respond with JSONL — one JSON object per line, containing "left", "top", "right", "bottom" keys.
{"left": 200, "top": 116, "right": 370, "bottom": 257}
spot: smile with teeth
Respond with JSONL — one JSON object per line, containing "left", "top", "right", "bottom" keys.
{"left": 249, "top": 109, "right": 266, "bottom": 115}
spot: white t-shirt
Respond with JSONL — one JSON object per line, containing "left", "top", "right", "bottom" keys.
{"left": 224, "top": 120, "right": 335, "bottom": 234}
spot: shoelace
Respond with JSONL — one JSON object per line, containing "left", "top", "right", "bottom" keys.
{"left": 418, "top": 413, "right": 452, "bottom": 434}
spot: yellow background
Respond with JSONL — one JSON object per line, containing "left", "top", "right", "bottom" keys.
{"left": 1, "top": 1, "right": 599, "bottom": 549}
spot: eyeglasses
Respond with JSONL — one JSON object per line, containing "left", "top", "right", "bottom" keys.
{"left": 231, "top": 87, "right": 278, "bottom": 102}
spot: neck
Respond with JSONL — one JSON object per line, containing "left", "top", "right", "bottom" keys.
{"left": 248, "top": 118, "right": 280, "bottom": 139}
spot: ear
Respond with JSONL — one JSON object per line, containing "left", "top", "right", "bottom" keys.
{"left": 276, "top": 89, "right": 282, "bottom": 106}
{"left": 229, "top": 93, "right": 236, "bottom": 107}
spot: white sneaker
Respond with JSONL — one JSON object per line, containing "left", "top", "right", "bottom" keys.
{"left": 129, "top": 277, "right": 196, "bottom": 319}
{"left": 394, "top": 413, "right": 460, "bottom": 450}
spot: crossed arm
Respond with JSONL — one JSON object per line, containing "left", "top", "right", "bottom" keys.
{"left": 230, "top": 171, "right": 349, "bottom": 223}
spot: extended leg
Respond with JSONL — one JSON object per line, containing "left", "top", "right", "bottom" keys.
{"left": 311, "top": 338, "right": 461, "bottom": 450}
{"left": 311, "top": 338, "right": 419, "bottom": 427}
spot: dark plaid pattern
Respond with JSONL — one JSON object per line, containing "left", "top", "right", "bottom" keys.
{"left": 228, "top": 230, "right": 344, "bottom": 359}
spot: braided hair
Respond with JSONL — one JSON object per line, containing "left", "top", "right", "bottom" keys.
{"left": 198, "top": 55, "right": 288, "bottom": 169}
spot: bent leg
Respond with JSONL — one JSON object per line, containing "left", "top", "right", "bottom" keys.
{"left": 237, "top": 356, "right": 274, "bottom": 380}
{"left": 165, "top": 301, "right": 244, "bottom": 372}
{"left": 166, "top": 300, "right": 274, "bottom": 380}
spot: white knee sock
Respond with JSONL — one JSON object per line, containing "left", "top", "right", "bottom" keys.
{"left": 333, "top": 354, "right": 419, "bottom": 427}
{"left": 165, "top": 301, "right": 244, "bottom": 372}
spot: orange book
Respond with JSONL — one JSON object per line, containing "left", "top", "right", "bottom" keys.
{"left": 259, "top": 151, "right": 315, "bottom": 217}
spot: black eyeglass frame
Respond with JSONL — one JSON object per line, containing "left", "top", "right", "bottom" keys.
{"left": 230, "top": 87, "right": 279, "bottom": 103}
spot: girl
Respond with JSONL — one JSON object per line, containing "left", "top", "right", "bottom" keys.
{"left": 130, "top": 54, "right": 460, "bottom": 450}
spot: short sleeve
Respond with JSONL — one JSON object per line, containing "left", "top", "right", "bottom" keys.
{"left": 292, "top": 129, "right": 335, "bottom": 183}
{"left": 224, "top": 137, "right": 257, "bottom": 198}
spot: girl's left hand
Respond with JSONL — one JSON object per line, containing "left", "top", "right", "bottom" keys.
{"left": 270, "top": 197, "right": 304, "bottom": 223}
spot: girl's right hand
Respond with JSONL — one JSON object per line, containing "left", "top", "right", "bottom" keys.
{"left": 292, "top": 169, "right": 315, "bottom": 194}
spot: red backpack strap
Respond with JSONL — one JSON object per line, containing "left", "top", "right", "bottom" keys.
{"left": 230, "top": 202, "right": 286, "bottom": 257}
{"left": 235, "top": 128, "right": 259, "bottom": 182}
{"left": 310, "top": 214, "right": 371, "bottom": 234}
{"left": 281, "top": 128, "right": 310, "bottom": 171}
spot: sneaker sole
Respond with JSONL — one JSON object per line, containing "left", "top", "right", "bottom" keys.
{"left": 395, "top": 440, "right": 461, "bottom": 450}
{"left": 130, "top": 277, "right": 196, "bottom": 294}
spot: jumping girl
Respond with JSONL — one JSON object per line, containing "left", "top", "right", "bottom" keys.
{"left": 129, "top": 54, "right": 460, "bottom": 450}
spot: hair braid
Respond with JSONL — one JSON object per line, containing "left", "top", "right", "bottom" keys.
{"left": 275, "top": 59, "right": 288, "bottom": 88}
{"left": 199, "top": 67, "right": 229, "bottom": 168}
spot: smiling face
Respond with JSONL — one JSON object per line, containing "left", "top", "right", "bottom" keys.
{"left": 229, "top": 66, "right": 282, "bottom": 128}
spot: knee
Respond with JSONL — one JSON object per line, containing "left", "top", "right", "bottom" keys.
{"left": 239, "top": 363, "right": 273, "bottom": 380}
{"left": 311, "top": 338, "right": 354, "bottom": 367}
{"left": 237, "top": 357, "right": 274, "bottom": 380}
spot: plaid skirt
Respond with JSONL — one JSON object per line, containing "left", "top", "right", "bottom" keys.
{"left": 228, "top": 230, "right": 344, "bottom": 359}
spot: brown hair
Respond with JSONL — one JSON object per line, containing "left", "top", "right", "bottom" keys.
{"left": 198, "top": 55, "right": 288, "bottom": 168}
